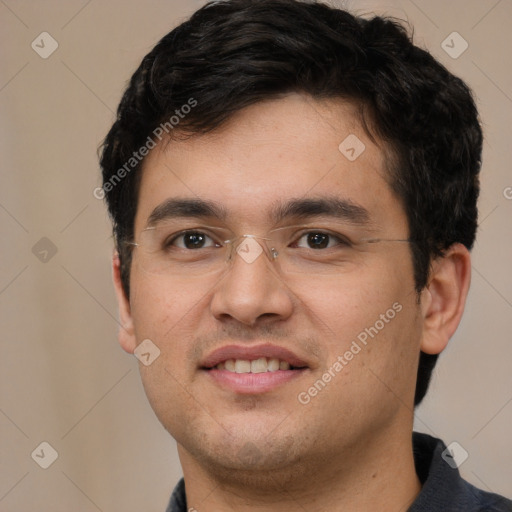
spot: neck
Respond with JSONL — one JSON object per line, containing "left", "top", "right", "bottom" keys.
{"left": 177, "top": 425, "right": 421, "bottom": 512}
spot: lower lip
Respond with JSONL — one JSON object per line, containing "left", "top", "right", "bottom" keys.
{"left": 203, "top": 368, "right": 308, "bottom": 394}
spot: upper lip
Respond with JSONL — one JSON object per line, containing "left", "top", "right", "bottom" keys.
{"left": 201, "top": 344, "right": 310, "bottom": 369}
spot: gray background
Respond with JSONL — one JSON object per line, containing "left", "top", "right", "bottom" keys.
{"left": 1, "top": 0, "right": 511, "bottom": 510}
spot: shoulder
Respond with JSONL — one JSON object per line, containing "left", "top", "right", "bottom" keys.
{"left": 410, "top": 432, "right": 512, "bottom": 512}
{"left": 165, "top": 478, "right": 187, "bottom": 512}
{"left": 461, "top": 479, "right": 512, "bottom": 512}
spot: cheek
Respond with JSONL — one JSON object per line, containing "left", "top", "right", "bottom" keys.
{"left": 303, "top": 255, "right": 419, "bottom": 379}
{"left": 128, "top": 274, "right": 205, "bottom": 431}
{"left": 300, "top": 276, "right": 420, "bottom": 435}
{"left": 128, "top": 272, "right": 204, "bottom": 357}
{"left": 300, "top": 259, "right": 409, "bottom": 333}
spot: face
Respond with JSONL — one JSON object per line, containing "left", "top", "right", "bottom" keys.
{"left": 119, "top": 94, "right": 425, "bottom": 477}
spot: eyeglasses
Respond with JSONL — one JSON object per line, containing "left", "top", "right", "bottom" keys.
{"left": 124, "top": 222, "right": 412, "bottom": 278}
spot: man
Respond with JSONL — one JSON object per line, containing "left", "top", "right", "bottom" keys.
{"left": 99, "top": 0, "right": 512, "bottom": 510}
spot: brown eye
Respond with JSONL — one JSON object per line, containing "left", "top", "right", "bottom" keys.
{"left": 306, "top": 232, "right": 329, "bottom": 249}
{"left": 168, "top": 231, "right": 217, "bottom": 250}
{"left": 295, "top": 231, "right": 349, "bottom": 250}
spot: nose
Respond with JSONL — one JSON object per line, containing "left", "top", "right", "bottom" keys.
{"left": 209, "top": 236, "right": 294, "bottom": 327}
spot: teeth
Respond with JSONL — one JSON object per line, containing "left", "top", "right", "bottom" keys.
{"left": 215, "top": 357, "right": 296, "bottom": 373}
{"left": 235, "top": 360, "right": 251, "bottom": 373}
{"left": 267, "top": 358, "right": 280, "bottom": 372}
{"left": 251, "top": 358, "right": 268, "bottom": 373}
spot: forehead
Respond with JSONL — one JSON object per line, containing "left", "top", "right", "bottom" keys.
{"left": 134, "top": 94, "right": 407, "bottom": 234}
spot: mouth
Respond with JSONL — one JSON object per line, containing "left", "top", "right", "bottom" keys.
{"left": 204, "top": 357, "right": 307, "bottom": 373}
{"left": 200, "top": 345, "right": 310, "bottom": 394}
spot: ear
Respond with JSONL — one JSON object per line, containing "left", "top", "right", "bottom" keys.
{"left": 419, "top": 243, "right": 472, "bottom": 355}
{"left": 112, "top": 251, "right": 137, "bottom": 354}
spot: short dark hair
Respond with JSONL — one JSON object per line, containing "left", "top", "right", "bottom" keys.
{"left": 99, "top": 0, "right": 482, "bottom": 406}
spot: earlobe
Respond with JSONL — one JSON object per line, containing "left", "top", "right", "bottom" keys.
{"left": 419, "top": 243, "right": 472, "bottom": 355}
{"left": 112, "top": 251, "right": 137, "bottom": 354}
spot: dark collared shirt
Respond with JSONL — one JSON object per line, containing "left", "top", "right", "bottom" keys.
{"left": 166, "top": 432, "right": 512, "bottom": 511}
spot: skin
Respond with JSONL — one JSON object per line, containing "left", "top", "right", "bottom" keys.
{"left": 112, "top": 94, "right": 471, "bottom": 511}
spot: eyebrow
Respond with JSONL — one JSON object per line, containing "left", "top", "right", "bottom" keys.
{"left": 147, "top": 198, "right": 228, "bottom": 226}
{"left": 145, "top": 196, "right": 372, "bottom": 227}
{"left": 269, "top": 196, "right": 371, "bottom": 226}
